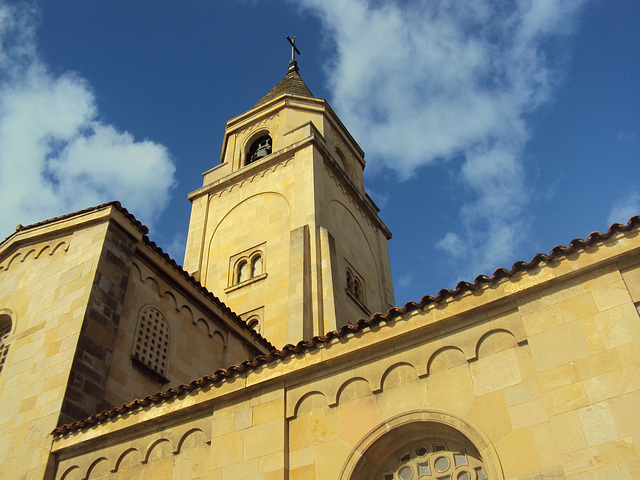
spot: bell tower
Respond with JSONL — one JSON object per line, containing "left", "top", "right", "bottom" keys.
{"left": 184, "top": 50, "right": 394, "bottom": 347}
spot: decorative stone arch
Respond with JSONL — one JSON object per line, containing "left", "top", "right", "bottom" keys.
{"left": 174, "top": 427, "right": 207, "bottom": 454}
{"left": 290, "top": 390, "right": 329, "bottom": 418}
{"left": 112, "top": 448, "right": 141, "bottom": 472}
{"left": 474, "top": 328, "right": 519, "bottom": 359}
{"left": 85, "top": 456, "right": 110, "bottom": 479}
{"left": 339, "top": 410, "right": 503, "bottom": 480}
{"left": 142, "top": 438, "right": 173, "bottom": 464}
{"left": 378, "top": 361, "right": 419, "bottom": 392}
{"left": 204, "top": 191, "right": 290, "bottom": 286}
{"left": 59, "top": 465, "right": 81, "bottom": 480}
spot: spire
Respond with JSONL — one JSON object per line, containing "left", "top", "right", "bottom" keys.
{"left": 252, "top": 36, "right": 315, "bottom": 108}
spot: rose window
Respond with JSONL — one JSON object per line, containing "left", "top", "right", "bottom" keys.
{"left": 380, "top": 441, "right": 487, "bottom": 480}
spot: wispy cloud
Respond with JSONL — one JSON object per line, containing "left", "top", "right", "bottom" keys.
{"left": 297, "top": 0, "right": 585, "bottom": 279}
{"left": 396, "top": 273, "right": 413, "bottom": 290}
{"left": 366, "top": 188, "right": 389, "bottom": 209}
{"left": 0, "top": 2, "right": 175, "bottom": 239}
{"left": 607, "top": 192, "right": 640, "bottom": 226}
{"left": 163, "top": 232, "right": 188, "bottom": 266}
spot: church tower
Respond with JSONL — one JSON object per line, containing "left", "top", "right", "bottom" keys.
{"left": 184, "top": 51, "right": 394, "bottom": 347}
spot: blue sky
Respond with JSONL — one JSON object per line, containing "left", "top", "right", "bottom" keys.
{"left": 0, "top": 0, "right": 638, "bottom": 308}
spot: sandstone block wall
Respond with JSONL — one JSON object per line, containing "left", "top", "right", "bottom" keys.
{"left": 51, "top": 231, "right": 640, "bottom": 480}
{"left": 0, "top": 215, "right": 108, "bottom": 479}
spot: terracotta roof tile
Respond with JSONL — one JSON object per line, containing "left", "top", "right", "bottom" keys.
{"left": 52, "top": 214, "right": 640, "bottom": 436}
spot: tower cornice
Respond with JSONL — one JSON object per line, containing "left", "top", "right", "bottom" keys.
{"left": 188, "top": 122, "right": 391, "bottom": 240}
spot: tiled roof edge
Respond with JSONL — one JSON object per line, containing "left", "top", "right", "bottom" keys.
{"left": 52, "top": 214, "right": 640, "bottom": 436}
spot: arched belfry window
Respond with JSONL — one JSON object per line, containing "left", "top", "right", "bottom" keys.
{"left": 245, "top": 134, "right": 272, "bottom": 165}
{"left": 132, "top": 307, "right": 170, "bottom": 380}
{"left": 0, "top": 314, "right": 12, "bottom": 375}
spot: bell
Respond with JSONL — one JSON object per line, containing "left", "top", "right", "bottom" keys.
{"left": 254, "top": 146, "right": 269, "bottom": 159}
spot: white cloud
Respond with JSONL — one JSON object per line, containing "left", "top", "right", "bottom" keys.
{"left": 0, "top": 2, "right": 175, "bottom": 239}
{"left": 297, "top": 0, "right": 585, "bottom": 278}
{"left": 163, "top": 232, "right": 188, "bottom": 266}
{"left": 366, "top": 187, "right": 389, "bottom": 209}
{"left": 607, "top": 192, "right": 640, "bottom": 226}
{"left": 396, "top": 273, "right": 413, "bottom": 290}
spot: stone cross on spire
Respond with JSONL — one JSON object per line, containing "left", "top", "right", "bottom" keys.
{"left": 286, "top": 36, "right": 301, "bottom": 72}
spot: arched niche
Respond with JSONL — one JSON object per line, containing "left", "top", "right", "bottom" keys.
{"left": 244, "top": 131, "right": 272, "bottom": 166}
{"left": 340, "top": 411, "right": 503, "bottom": 480}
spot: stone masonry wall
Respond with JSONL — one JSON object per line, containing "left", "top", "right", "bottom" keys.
{"left": 51, "top": 231, "right": 640, "bottom": 480}
{"left": 59, "top": 221, "right": 136, "bottom": 426}
{"left": 0, "top": 219, "right": 108, "bottom": 480}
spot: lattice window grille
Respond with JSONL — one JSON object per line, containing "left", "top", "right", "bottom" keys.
{"left": 133, "top": 307, "right": 169, "bottom": 377}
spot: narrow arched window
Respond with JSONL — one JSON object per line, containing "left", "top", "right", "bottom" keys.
{"left": 251, "top": 254, "right": 263, "bottom": 277}
{"left": 354, "top": 278, "right": 363, "bottom": 302}
{"left": 345, "top": 264, "right": 367, "bottom": 312}
{"left": 246, "top": 135, "right": 272, "bottom": 165}
{"left": 346, "top": 270, "right": 354, "bottom": 292}
{"left": 237, "top": 260, "right": 249, "bottom": 284}
{"left": 0, "top": 314, "right": 12, "bottom": 375}
{"left": 132, "top": 307, "right": 170, "bottom": 379}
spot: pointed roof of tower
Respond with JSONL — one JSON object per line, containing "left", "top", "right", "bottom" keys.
{"left": 253, "top": 60, "right": 315, "bottom": 108}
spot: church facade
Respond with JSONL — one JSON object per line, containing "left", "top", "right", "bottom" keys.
{"left": 1, "top": 61, "right": 639, "bottom": 480}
